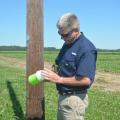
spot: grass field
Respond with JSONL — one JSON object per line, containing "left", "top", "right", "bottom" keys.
{"left": 45, "top": 51, "right": 120, "bottom": 73}
{"left": 0, "top": 51, "right": 120, "bottom": 120}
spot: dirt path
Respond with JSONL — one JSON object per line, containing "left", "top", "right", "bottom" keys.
{"left": 0, "top": 56, "right": 25, "bottom": 69}
{"left": 0, "top": 55, "right": 120, "bottom": 92}
{"left": 94, "top": 71, "right": 120, "bottom": 92}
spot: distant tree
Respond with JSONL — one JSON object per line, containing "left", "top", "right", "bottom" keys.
{"left": 0, "top": 46, "right": 119, "bottom": 52}
{"left": 0, "top": 46, "right": 26, "bottom": 51}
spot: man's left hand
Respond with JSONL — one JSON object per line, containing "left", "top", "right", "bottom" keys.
{"left": 41, "top": 68, "right": 61, "bottom": 83}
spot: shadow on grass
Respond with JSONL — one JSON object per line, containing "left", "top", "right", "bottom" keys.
{"left": 6, "top": 80, "right": 25, "bottom": 120}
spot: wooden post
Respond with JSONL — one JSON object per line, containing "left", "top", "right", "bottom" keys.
{"left": 26, "top": 0, "right": 44, "bottom": 119}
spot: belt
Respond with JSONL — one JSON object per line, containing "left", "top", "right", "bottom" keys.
{"left": 58, "top": 90, "right": 87, "bottom": 96}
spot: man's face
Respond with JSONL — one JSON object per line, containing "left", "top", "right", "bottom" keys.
{"left": 58, "top": 28, "right": 75, "bottom": 44}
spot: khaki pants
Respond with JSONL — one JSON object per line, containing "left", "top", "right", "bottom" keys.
{"left": 57, "top": 93, "right": 88, "bottom": 120}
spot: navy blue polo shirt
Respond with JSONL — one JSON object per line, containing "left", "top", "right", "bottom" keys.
{"left": 55, "top": 32, "right": 97, "bottom": 92}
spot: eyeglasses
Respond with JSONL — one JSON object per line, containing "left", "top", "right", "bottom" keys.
{"left": 58, "top": 30, "right": 73, "bottom": 38}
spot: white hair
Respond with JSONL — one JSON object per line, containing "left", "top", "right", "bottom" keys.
{"left": 57, "top": 13, "right": 80, "bottom": 32}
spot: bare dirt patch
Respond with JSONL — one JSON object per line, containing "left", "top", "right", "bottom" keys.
{"left": 0, "top": 56, "right": 25, "bottom": 69}
{"left": 94, "top": 71, "right": 120, "bottom": 92}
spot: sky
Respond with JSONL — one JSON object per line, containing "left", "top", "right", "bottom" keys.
{"left": 0, "top": 0, "right": 120, "bottom": 49}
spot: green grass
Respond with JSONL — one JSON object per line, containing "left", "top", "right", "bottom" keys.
{"left": 0, "top": 51, "right": 120, "bottom": 73}
{"left": 44, "top": 51, "right": 58, "bottom": 63}
{"left": 0, "top": 51, "right": 120, "bottom": 120}
{"left": 0, "top": 65, "right": 26, "bottom": 120}
{"left": 44, "top": 51, "right": 120, "bottom": 73}
{"left": 45, "top": 83, "right": 58, "bottom": 119}
{"left": 97, "top": 52, "right": 120, "bottom": 73}
{"left": 0, "top": 51, "right": 26, "bottom": 60}
{"left": 86, "top": 89, "right": 120, "bottom": 120}
{"left": 45, "top": 84, "right": 120, "bottom": 120}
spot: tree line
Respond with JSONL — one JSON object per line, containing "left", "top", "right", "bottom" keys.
{"left": 0, "top": 46, "right": 120, "bottom": 52}
{"left": 0, "top": 46, "right": 59, "bottom": 51}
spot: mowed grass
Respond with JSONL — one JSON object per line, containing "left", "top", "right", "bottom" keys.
{"left": 45, "top": 84, "right": 120, "bottom": 120}
{"left": 0, "top": 64, "right": 26, "bottom": 120}
{"left": 0, "top": 51, "right": 120, "bottom": 120}
{"left": 0, "top": 51, "right": 26, "bottom": 60}
{"left": 45, "top": 51, "right": 120, "bottom": 73}
{"left": 1, "top": 51, "right": 120, "bottom": 73}
{"left": 97, "top": 52, "right": 120, "bottom": 73}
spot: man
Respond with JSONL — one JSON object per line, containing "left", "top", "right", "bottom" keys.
{"left": 41, "top": 13, "right": 97, "bottom": 120}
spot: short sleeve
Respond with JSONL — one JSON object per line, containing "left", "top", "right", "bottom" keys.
{"left": 75, "top": 50, "right": 97, "bottom": 81}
